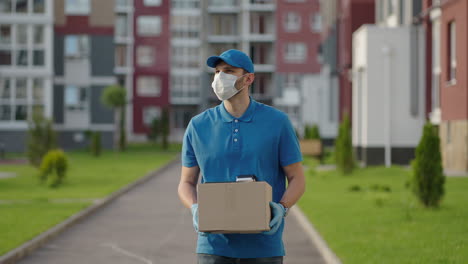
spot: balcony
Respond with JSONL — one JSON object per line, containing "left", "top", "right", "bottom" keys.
{"left": 208, "top": 0, "right": 240, "bottom": 13}
{"left": 248, "top": 0, "right": 275, "bottom": 12}
{"left": 253, "top": 64, "right": 275, "bottom": 72}
{"left": 115, "top": 0, "right": 133, "bottom": 13}
{"left": 207, "top": 35, "right": 239, "bottom": 43}
{"left": 248, "top": 34, "right": 275, "bottom": 42}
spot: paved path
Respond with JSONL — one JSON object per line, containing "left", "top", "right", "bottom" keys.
{"left": 17, "top": 161, "right": 326, "bottom": 264}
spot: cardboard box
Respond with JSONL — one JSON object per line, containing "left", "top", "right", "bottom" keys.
{"left": 300, "top": 139, "right": 322, "bottom": 156}
{"left": 198, "top": 181, "right": 272, "bottom": 233}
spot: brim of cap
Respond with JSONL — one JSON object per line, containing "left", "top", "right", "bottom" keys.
{"left": 206, "top": 56, "right": 244, "bottom": 70}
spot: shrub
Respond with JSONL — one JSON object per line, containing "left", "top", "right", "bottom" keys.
{"left": 410, "top": 122, "right": 445, "bottom": 207}
{"left": 27, "top": 114, "right": 57, "bottom": 167}
{"left": 39, "top": 149, "right": 68, "bottom": 188}
{"left": 91, "top": 132, "right": 101, "bottom": 157}
{"left": 334, "top": 113, "right": 354, "bottom": 174}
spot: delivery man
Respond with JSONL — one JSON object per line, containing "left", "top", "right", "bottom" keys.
{"left": 178, "top": 49, "right": 305, "bottom": 264}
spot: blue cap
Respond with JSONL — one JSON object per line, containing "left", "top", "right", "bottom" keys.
{"left": 207, "top": 49, "right": 255, "bottom": 73}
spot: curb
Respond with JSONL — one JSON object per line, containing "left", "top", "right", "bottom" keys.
{"left": 0, "top": 157, "right": 180, "bottom": 264}
{"left": 290, "top": 206, "right": 342, "bottom": 264}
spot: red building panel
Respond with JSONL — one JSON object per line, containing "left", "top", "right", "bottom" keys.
{"left": 276, "top": 0, "right": 321, "bottom": 73}
{"left": 132, "top": 0, "right": 170, "bottom": 134}
{"left": 54, "top": 16, "right": 113, "bottom": 35}
{"left": 440, "top": 0, "right": 468, "bottom": 120}
{"left": 337, "top": 0, "right": 374, "bottom": 121}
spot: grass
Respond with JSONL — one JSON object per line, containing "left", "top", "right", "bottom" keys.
{"left": 0, "top": 143, "right": 179, "bottom": 255}
{"left": 298, "top": 157, "right": 468, "bottom": 264}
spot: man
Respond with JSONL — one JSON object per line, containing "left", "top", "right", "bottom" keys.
{"left": 178, "top": 49, "right": 305, "bottom": 264}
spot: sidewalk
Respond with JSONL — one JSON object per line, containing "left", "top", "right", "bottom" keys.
{"left": 15, "top": 161, "right": 326, "bottom": 264}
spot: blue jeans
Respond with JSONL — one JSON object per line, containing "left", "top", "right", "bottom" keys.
{"left": 197, "top": 254, "right": 283, "bottom": 264}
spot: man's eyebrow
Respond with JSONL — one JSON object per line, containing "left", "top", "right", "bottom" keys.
{"left": 215, "top": 65, "right": 235, "bottom": 70}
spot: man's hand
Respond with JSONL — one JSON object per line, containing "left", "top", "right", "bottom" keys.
{"left": 263, "top": 202, "right": 286, "bottom": 235}
{"left": 191, "top": 204, "right": 208, "bottom": 236}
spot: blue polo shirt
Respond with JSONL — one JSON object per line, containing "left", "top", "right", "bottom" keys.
{"left": 181, "top": 97, "right": 302, "bottom": 259}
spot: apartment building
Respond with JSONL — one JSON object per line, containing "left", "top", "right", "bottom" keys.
{"left": 170, "top": 0, "right": 203, "bottom": 141}
{"left": 0, "top": 0, "right": 54, "bottom": 152}
{"left": 53, "top": 0, "right": 116, "bottom": 149}
{"left": 437, "top": 0, "right": 468, "bottom": 174}
{"left": 274, "top": 0, "right": 336, "bottom": 141}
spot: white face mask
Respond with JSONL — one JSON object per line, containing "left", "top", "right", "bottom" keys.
{"left": 211, "top": 72, "right": 248, "bottom": 101}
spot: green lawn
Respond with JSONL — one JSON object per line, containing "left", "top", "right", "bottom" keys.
{"left": 298, "top": 157, "right": 468, "bottom": 264}
{"left": 0, "top": 143, "right": 179, "bottom": 255}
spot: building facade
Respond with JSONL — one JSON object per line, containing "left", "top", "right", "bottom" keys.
{"left": 336, "top": 0, "right": 374, "bottom": 122}
{"left": 0, "top": 0, "right": 54, "bottom": 152}
{"left": 53, "top": 0, "right": 115, "bottom": 149}
{"left": 438, "top": 0, "right": 468, "bottom": 174}
{"left": 169, "top": 0, "right": 202, "bottom": 141}
{"left": 352, "top": 0, "right": 427, "bottom": 166}
{"left": 275, "top": 0, "right": 337, "bottom": 142}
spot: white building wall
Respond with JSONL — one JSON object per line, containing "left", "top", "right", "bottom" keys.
{"left": 352, "top": 25, "right": 426, "bottom": 149}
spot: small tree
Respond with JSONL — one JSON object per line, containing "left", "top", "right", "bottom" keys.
{"left": 335, "top": 113, "right": 354, "bottom": 174}
{"left": 410, "top": 123, "right": 445, "bottom": 207}
{"left": 101, "top": 85, "right": 126, "bottom": 151}
{"left": 161, "top": 107, "right": 170, "bottom": 150}
{"left": 90, "top": 131, "right": 101, "bottom": 157}
{"left": 27, "top": 114, "right": 57, "bottom": 167}
{"left": 148, "top": 117, "right": 161, "bottom": 144}
{"left": 39, "top": 149, "right": 68, "bottom": 188}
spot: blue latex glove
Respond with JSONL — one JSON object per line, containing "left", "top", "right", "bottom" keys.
{"left": 263, "top": 202, "right": 286, "bottom": 235}
{"left": 191, "top": 204, "right": 208, "bottom": 236}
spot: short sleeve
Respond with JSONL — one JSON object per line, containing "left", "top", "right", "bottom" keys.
{"left": 279, "top": 115, "right": 303, "bottom": 167}
{"left": 181, "top": 120, "right": 199, "bottom": 167}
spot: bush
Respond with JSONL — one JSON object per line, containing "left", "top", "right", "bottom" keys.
{"left": 27, "top": 114, "right": 57, "bottom": 168}
{"left": 334, "top": 113, "right": 354, "bottom": 174}
{"left": 304, "top": 124, "right": 321, "bottom": 140}
{"left": 410, "top": 122, "right": 445, "bottom": 207}
{"left": 91, "top": 132, "right": 101, "bottom": 157}
{"left": 39, "top": 149, "right": 69, "bottom": 188}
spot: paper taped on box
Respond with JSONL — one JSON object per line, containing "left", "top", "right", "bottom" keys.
{"left": 198, "top": 181, "right": 272, "bottom": 233}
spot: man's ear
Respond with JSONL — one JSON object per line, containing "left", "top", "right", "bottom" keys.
{"left": 246, "top": 73, "right": 255, "bottom": 85}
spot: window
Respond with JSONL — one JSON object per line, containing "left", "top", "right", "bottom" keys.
{"left": 137, "top": 46, "right": 155, "bottom": 67}
{"left": 284, "top": 74, "right": 301, "bottom": 89}
{"left": 0, "top": 25, "right": 12, "bottom": 44}
{"left": 33, "top": 25, "right": 44, "bottom": 44}
{"left": 0, "top": 50, "right": 11, "bottom": 65}
{"left": 33, "top": 0, "right": 45, "bottom": 13}
{"left": 116, "top": 15, "right": 128, "bottom": 38}
{"left": 172, "top": 46, "right": 199, "bottom": 68}
{"left": 16, "top": 49, "right": 28, "bottom": 66}
{"left": 211, "top": 15, "right": 237, "bottom": 35}
{"left": 0, "top": 1, "right": 13, "bottom": 13}
{"left": 115, "top": 45, "right": 127, "bottom": 67}
{"left": 311, "top": 14, "right": 322, "bottom": 33}
{"left": 15, "top": 0, "right": 28, "bottom": 13}
{"left": 448, "top": 21, "right": 456, "bottom": 83}
{"left": 137, "top": 76, "right": 161, "bottom": 97}
{"left": 65, "top": 35, "right": 89, "bottom": 58}
{"left": 0, "top": 77, "right": 46, "bottom": 122}
{"left": 251, "top": 13, "right": 269, "bottom": 34}
{"left": 65, "top": 86, "right": 87, "bottom": 110}
{"left": 172, "top": 0, "right": 199, "bottom": 9}
{"left": 17, "top": 24, "right": 27, "bottom": 45}
{"left": 171, "top": 76, "right": 200, "bottom": 98}
{"left": 432, "top": 19, "right": 441, "bottom": 109}
{"left": 387, "top": 0, "right": 395, "bottom": 16}
{"left": 284, "top": 42, "right": 307, "bottom": 63}
{"left": 143, "top": 106, "right": 161, "bottom": 126}
{"left": 137, "top": 16, "right": 162, "bottom": 36}
{"left": 171, "top": 15, "right": 200, "bottom": 38}
{"left": 144, "top": 0, "right": 161, "bottom": 6}
{"left": 284, "top": 12, "right": 301, "bottom": 32}
{"left": 65, "top": 0, "right": 90, "bottom": 15}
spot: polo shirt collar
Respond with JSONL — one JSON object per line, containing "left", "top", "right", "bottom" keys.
{"left": 220, "top": 97, "right": 257, "bottom": 123}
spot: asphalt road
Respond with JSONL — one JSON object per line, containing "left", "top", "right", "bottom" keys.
{"left": 16, "top": 161, "right": 326, "bottom": 264}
